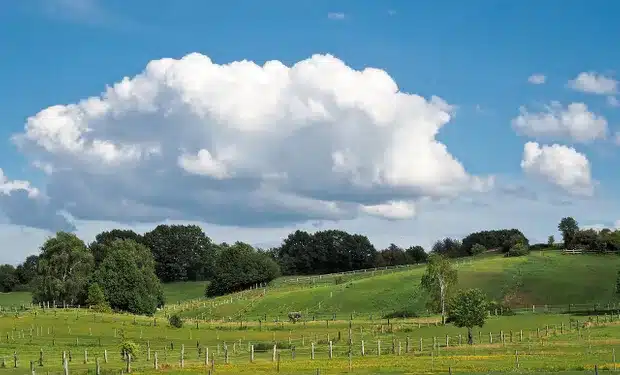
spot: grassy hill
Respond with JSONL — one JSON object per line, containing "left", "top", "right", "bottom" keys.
{"left": 168, "top": 251, "right": 620, "bottom": 320}
{"left": 2, "top": 251, "right": 619, "bottom": 319}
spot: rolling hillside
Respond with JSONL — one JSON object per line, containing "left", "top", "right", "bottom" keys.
{"left": 167, "top": 251, "right": 620, "bottom": 320}
{"left": 3, "top": 251, "right": 619, "bottom": 319}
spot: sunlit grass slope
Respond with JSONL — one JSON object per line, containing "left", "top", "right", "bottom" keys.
{"left": 172, "top": 252, "right": 620, "bottom": 320}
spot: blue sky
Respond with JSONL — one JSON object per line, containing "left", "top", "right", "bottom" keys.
{"left": 1, "top": 0, "right": 619, "bottom": 264}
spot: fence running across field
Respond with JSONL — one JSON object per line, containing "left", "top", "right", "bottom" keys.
{"left": 2, "top": 307, "right": 620, "bottom": 374}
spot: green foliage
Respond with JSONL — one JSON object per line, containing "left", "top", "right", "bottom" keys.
{"left": 333, "top": 276, "right": 345, "bottom": 285}
{"left": 506, "top": 242, "right": 530, "bottom": 257}
{"left": 94, "top": 239, "right": 164, "bottom": 315}
{"left": 15, "top": 255, "right": 38, "bottom": 288}
{"left": 461, "top": 229, "right": 528, "bottom": 255}
{"left": 431, "top": 238, "right": 463, "bottom": 258}
{"left": 168, "top": 314, "right": 183, "bottom": 328}
{"left": 32, "top": 232, "right": 94, "bottom": 305}
{"left": 89, "top": 229, "right": 143, "bottom": 266}
{"left": 615, "top": 271, "right": 620, "bottom": 295}
{"left": 547, "top": 235, "right": 555, "bottom": 247}
{"left": 558, "top": 217, "right": 579, "bottom": 249}
{"left": 206, "top": 242, "right": 280, "bottom": 297}
{"left": 275, "top": 230, "right": 377, "bottom": 275}
{"left": 421, "top": 254, "right": 458, "bottom": 323}
{"left": 119, "top": 340, "right": 139, "bottom": 359}
{"left": 142, "top": 224, "right": 216, "bottom": 282}
{"left": 0, "top": 264, "right": 18, "bottom": 293}
{"left": 405, "top": 245, "right": 428, "bottom": 263}
{"left": 470, "top": 243, "right": 486, "bottom": 255}
{"left": 448, "top": 288, "right": 488, "bottom": 344}
{"left": 287, "top": 311, "right": 302, "bottom": 323}
{"left": 86, "top": 283, "right": 106, "bottom": 306}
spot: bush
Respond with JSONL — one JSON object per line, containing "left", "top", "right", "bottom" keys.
{"left": 382, "top": 309, "right": 419, "bottom": 319}
{"left": 206, "top": 243, "right": 281, "bottom": 297}
{"left": 119, "top": 340, "right": 139, "bottom": 359}
{"left": 288, "top": 312, "right": 302, "bottom": 323}
{"left": 334, "top": 276, "right": 345, "bottom": 285}
{"left": 506, "top": 242, "right": 529, "bottom": 257}
{"left": 168, "top": 314, "right": 183, "bottom": 328}
{"left": 87, "top": 283, "right": 107, "bottom": 307}
{"left": 91, "top": 302, "right": 112, "bottom": 313}
{"left": 470, "top": 243, "right": 486, "bottom": 255}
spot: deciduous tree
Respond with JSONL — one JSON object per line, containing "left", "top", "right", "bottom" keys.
{"left": 421, "top": 254, "right": 458, "bottom": 324}
{"left": 32, "top": 232, "right": 94, "bottom": 305}
{"left": 558, "top": 217, "right": 579, "bottom": 249}
{"left": 448, "top": 288, "right": 488, "bottom": 344}
{"left": 94, "top": 239, "right": 164, "bottom": 315}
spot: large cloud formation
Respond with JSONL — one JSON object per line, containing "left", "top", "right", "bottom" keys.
{"left": 520, "top": 142, "right": 593, "bottom": 196}
{"left": 0, "top": 168, "right": 75, "bottom": 231}
{"left": 8, "top": 53, "right": 493, "bottom": 229}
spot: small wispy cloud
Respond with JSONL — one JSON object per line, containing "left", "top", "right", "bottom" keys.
{"left": 607, "top": 96, "right": 619, "bottom": 108}
{"left": 327, "top": 12, "right": 346, "bottom": 20}
{"left": 568, "top": 71, "right": 618, "bottom": 95}
{"left": 387, "top": 9, "right": 396, "bottom": 16}
{"left": 40, "top": 0, "right": 138, "bottom": 31}
{"left": 527, "top": 74, "right": 546, "bottom": 85}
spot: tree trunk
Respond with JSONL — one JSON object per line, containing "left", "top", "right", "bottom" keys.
{"left": 439, "top": 279, "right": 446, "bottom": 325}
{"left": 467, "top": 327, "right": 473, "bottom": 345}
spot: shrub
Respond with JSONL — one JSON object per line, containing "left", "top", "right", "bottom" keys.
{"left": 382, "top": 309, "right": 419, "bottom": 319}
{"left": 168, "top": 314, "right": 183, "bottom": 328}
{"left": 87, "top": 283, "right": 107, "bottom": 306}
{"left": 288, "top": 312, "right": 302, "bottom": 323}
{"left": 119, "top": 340, "right": 139, "bottom": 359}
{"left": 470, "top": 243, "right": 486, "bottom": 255}
{"left": 92, "top": 302, "right": 112, "bottom": 313}
{"left": 506, "top": 242, "right": 529, "bottom": 257}
{"left": 334, "top": 276, "right": 345, "bottom": 285}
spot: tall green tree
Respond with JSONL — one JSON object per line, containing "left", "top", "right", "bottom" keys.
{"left": 207, "top": 242, "right": 280, "bottom": 297}
{"left": 0, "top": 265, "right": 18, "bottom": 292}
{"left": 405, "top": 245, "right": 428, "bottom": 263}
{"left": 547, "top": 235, "right": 555, "bottom": 248}
{"left": 89, "top": 229, "right": 143, "bottom": 266}
{"left": 93, "top": 239, "right": 164, "bottom": 315}
{"left": 558, "top": 217, "right": 579, "bottom": 249}
{"left": 32, "top": 232, "right": 94, "bottom": 305}
{"left": 142, "top": 225, "right": 215, "bottom": 282}
{"left": 448, "top": 288, "right": 488, "bottom": 344}
{"left": 421, "top": 254, "right": 458, "bottom": 324}
{"left": 275, "top": 230, "right": 376, "bottom": 275}
{"left": 15, "top": 255, "right": 38, "bottom": 287}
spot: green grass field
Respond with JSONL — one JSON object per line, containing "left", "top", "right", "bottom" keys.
{"left": 167, "top": 252, "right": 620, "bottom": 321}
{"left": 0, "top": 308, "right": 618, "bottom": 374}
{"left": 2, "top": 252, "right": 620, "bottom": 374}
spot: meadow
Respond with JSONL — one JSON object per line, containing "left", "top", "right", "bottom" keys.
{"left": 0, "top": 308, "right": 619, "bottom": 374}
{"left": 1, "top": 251, "right": 620, "bottom": 374}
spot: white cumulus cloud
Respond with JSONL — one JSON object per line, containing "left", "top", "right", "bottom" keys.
{"left": 361, "top": 201, "right": 415, "bottom": 220}
{"left": 521, "top": 142, "right": 594, "bottom": 196}
{"left": 512, "top": 101, "right": 607, "bottom": 143}
{"left": 7, "top": 53, "right": 493, "bottom": 227}
{"left": 0, "top": 168, "right": 74, "bottom": 232}
{"left": 568, "top": 72, "right": 618, "bottom": 95}
{"left": 528, "top": 74, "right": 546, "bottom": 85}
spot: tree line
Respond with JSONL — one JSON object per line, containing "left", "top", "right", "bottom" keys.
{"left": 1, "top": 216, "right": 618, "bottom": 315}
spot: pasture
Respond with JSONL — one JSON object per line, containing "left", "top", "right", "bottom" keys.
{"left": 0, "top": 308, "right": 618, "bottom": 374}
{"left": 2, "top": 252, "right": 620, "bottom": 374}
